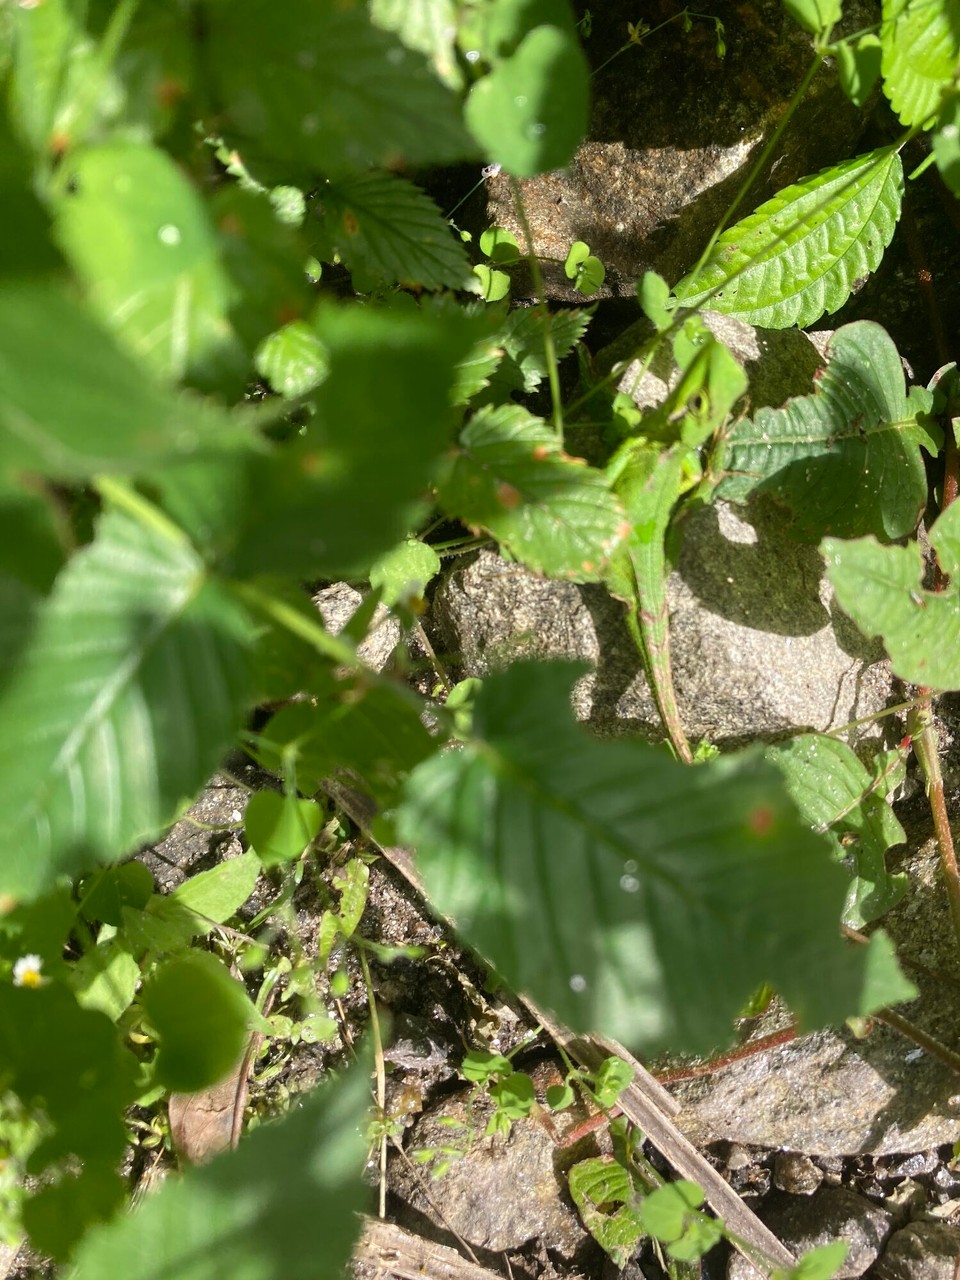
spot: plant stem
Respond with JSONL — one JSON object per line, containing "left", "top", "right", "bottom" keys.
{"left": 509, "top": 176, "right": 564, "bottom": 440}
{"left": 359, "top": 947, "right": 389, "bottom": 1219}
{"left": 909, "top": 692, "right": 960, "bottom": 953}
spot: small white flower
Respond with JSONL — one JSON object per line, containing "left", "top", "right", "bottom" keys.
{"left": 13, "top": 955, "right": 44, "bottom": 988}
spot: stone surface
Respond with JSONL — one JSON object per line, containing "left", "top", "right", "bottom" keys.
{"left": 728, "top": 1187, "right": 891, "bottom": 1280}
{"left": 670, "top": 833, "right": 960, "bottom": 1157}
{"left": 772, "top": 1151, "right": 822, "bottom": 1196}
{"left": 432, "top": 493, "right": 893, "bottom": 750}
{"left": 875, "top": 1221, "right": 960, "bottom": 1280}
{"left": 314, "top": 582, "right": 401, "bottom": 673}
{"left": 486, "top": 0, "right": 875, "bottom": 301}
{"left": 390, "top": 1060, "right": 594, "bottom": 1258}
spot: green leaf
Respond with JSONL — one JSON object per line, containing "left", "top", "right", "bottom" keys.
{"left": 638, "top": 271, "right": 673, "bottom": 332}
{"left": 254, "top": 321, "right": 329, "bottom": 399}
{"left": 206, "top": 0, "right": 474, "bottom": 177}
{"left": 437, "top": 405, "right": 626, "bottom": 583}
{"left": 473, "top": 263, "right": 511, "bottom": 301}
{"left": 782, "top": 0, "right": 842, "bottom": 33}
{"left": 836, "top": 34, "right": 883, "bottom": 108}
{"left": 764, "top": 735, "right": 908, "bottom": 927}
{"left": 171, "top": 851, "right": 261, "bottom": 922}
{"left": 8, "top": 0, "right": 87, "bottom": 154}
{"left": 169, "top": 304, "right": 481, "bottom": 579}
{"left": 638, "top": 1180, "right": 703, "bottom": 1239}
{"left": 245, "top": 792, "right": 323, "bottom": 869}
{"left": 70, "top": 942, "right": 141, "bottom": 1021}
{"left": 716, "top": 321, "right": 937, "bottom": 541}
{"left": 465, "top": 25, "right": 589, "bottom": 176}
{"left": 593, "top": 1056, "right": 634, "bottom": 1108}
{"left": 0, "top": 509, "right": 256, "bottom": 902}
{"left": 568, "top": 1157, "right": 645, "bottom": 1268}
{"left": 251, "top": 684, "right": 434, "bottom": 806}
{"left": 482, "top": 305, "right": 592, "bottom": 398}
{"left": 0, "top": 983, "right": 137, "bottom": 1259}
{"left": 369, "top": 538, "right": 441, "bottom": 606}
{"left": 780, "top": 1241, "right": 849, "bottom": 1280}
{"left": 396, "top": 662, "right": 907, "bottom": 1054}
{"left": 0, "top": 107, "right": 62, "bottom": 278}
{"left": 490, "top": 1071, "right": 535, "bottom": 1118}
{"left": 142, "top": 952, "right": 255, "bottom": 1093}
{"left": 80, "top": 863, "right": 155, "bottom": 927}
{"left": 55, "top": 141, "right": 243, "bottom": 386}
{"left": 673, "top": 149, "right": 903, "bottom": 328}
{"left": 934, "top": 96, "right": 960, "bottom": 196}
{"left": 564, "top": 241, "right": 606, "bottom": 294}
{"left": 0, "top": 283, "right": 244, "bottom": 483}
{"left": 314, "top": 169, "right": 474, "bottom": 291}
{"left": 480, "top": 225, "right": 521, "bottom": 263}
{"left": 70, "top": 1056, "right": 370, "bottom": 1280}
{"left": 823, "top": 499, "right": 960, "bottom": 689}
{"left": 369, "top": 0, "right": 462, "bottom": 88}
{"left": 880, "top": 0, "right": 960, "bottom": 127}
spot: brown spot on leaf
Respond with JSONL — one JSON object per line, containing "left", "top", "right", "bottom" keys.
{"left": 496, "top": 482, "right": 522, "bottom": 509}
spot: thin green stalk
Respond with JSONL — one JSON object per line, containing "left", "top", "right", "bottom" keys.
{"left": 231, "top": 580, "right": 361, "bottom": 669}
{"left": 509, "top": 175, "right": 564, "bottom": 439}
{"left": 96, "top": 474, "right": 193, "bottom": 548}
{"left": 909, "top": 692, "right": 960, "bottom": 954}
{"left": 684, "top": 52, "right": 823, "bottom": 287}
{"left": 358, "top": 947, "right": 388, "bottom": 1219}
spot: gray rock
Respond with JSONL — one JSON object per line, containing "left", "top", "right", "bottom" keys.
{"left": 670, "top": 834, "right": 960, "bottom": 1157}
{"left": 728, "top": 1187, "right": 891, "bottom": 1280}
{"left": 432, "top": 493, "right": 893, "bottom": 749}
{"left": 486, "top": 0, "right": 875, "bottom": 301}
{"left": 875, "top": 1222, "right": 960, "bottom": 1280}
{"left": 773, "top": 1152, "right": 823, "bottom": 1196}
{"left": 314, "top": 582, "right": 401, "bottom": 673}
{"left": 390, "top": 1060, "right": 590, "bottom": 1257}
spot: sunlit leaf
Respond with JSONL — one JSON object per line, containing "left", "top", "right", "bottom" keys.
{"left": 465, "top": 24, "right": 589, "bottom": 176}
{"left": 673, "top": 149, "right": 903, "bottom": 328}
{"left": 880, "top": 0, "right": 960, "bottom": 127}
{"left": 0, "top": 509, "right": 256, "bottom": 901}
{"left": 397, "top": 662, "right": 912, "bottom": 1053}
{"left": 71, "top": 1056, "right": 369, "bottom": 1280}
{"left": 314, "top": 169, "right": 474, "bottom": 291}
{"left": 437, "top": 406, "right": 626, "bottom": 582}
{"left": 824, "top": 498, "right": 960, "bottom": 690}
{"left": 716, "top": 322, "right": 937, "bottom": 540}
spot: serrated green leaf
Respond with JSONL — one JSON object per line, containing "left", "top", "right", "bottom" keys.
{"left": 765, "top": 735, "right": 908, "bottom": 927}
{"left": 0, "top": 283, "right": 244, "bottom": 483}
{"left": 245, "top": 792, "right": 323, "bottom": 868}
{"left": 881, "top": 0, "right": 960, "bottom": 127}
{"left": 568, "top": 1157, "right": 646, "bottom": 1268}
{"left": 55, "top": 141, "right": 243, "bottom": 386}
{"left": 716, "top": 321, "right": 937, "bottom": 540}
{"left": 80, "top": 863, "right": 155, "bottom": 927}
{"left": 369, "top": 538, "right": 441, "bottom": 605}
{"left": 824, "top": 499, "right": 960, "bottom": 689}
{"left": 673, "top": 149, "right": 903, "bottom": 328}
{"left": 483, "top": 305, "right": 591, "bottom": 398}
{"left": 254, "top": 321, "right": 329, "bottom": 399}
{"left": 437, "top": 406, "right": 626, "bottom": 582}
{"left": 465, "top": 25, "right": 589, "bottom": 176}
{"left": 170, "top": 851, "right": 261, "bottom": 922}
{"left": 396, "top": 662, "right": 908, "bottom": 1054}
{"left": 934, "top": 96, "right": 960, "bottom": 195}
{"left": 142, "top": 952, "right": 254, "bottom": 1093}
{"left": 314, "top": 169, "right": 474, "bottom": 291}
{"left": 70, "top": 1055, "right": 369, "bottom": 1280}
{"left": 206, "top": 0, "right": 474, "bottom": 177}
{"left": 0, "top": 509, "right": 256, "bottom": 902}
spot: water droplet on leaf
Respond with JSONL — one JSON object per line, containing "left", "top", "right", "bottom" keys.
{"left": 569, "top": 974, "right": 587, "bottom": 993}
{"left": 158, "top": 224, "right": 181, "bottom": 246}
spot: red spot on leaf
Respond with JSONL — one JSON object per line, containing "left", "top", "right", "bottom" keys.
{"left": 532, "top": 445, "right": 551, "bottom": 461}
{"left": 747, "top": 806, "right": 775, "bottom": 836}
{"left": 156, "top": 78, "right": 186, "bottom": 109}
{"left": 342, "top": 210, "right": 360, "bottom": 236}
{"left": 496, "top": 483, "right": 522, "bottom": 509}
